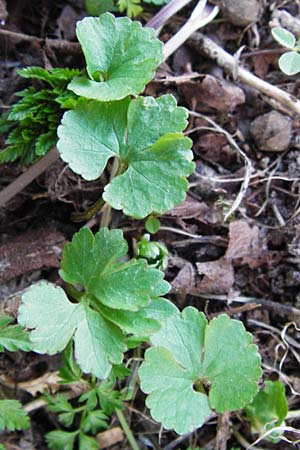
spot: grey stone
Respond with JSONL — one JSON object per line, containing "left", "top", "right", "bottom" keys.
{"left": 250, "top": 111, "right": 292, "bottom": 152}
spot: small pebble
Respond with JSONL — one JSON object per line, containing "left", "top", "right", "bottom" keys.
{"left": 222, "top": 0, "right": 262, "bottom": 26}
{"left": 250, "top": 111, "right": 292, "bottom": 152}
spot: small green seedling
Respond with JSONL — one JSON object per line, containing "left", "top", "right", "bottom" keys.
{"left": 0, "top": 67, "right": 79, "bottom": 164}
{"left": 272, "top": 27, "right": 300, "bottom": 75}
{"left": 136, "top": 233, "right": 168, "bottom": 269}
{"left": 245, "top": 380, "right": 288, "bottom": 443}
{"left": 145, "top": 216, "right": 161, "bottom": 234}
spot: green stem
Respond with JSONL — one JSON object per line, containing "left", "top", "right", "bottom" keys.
{"left": 71, "top": 196, "right": 105, "bottom": 223}
{"left": 64, "top": 283, "right": 83, "bottom": 302}
{"left": 116, "top": 408, "right": 141, "bottom": 450}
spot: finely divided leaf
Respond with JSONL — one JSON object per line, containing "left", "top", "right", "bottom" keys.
{"left": 68, "top": 13, "right": 163, "bottom": 101}
{"left": 0, "top": 315, "right": 31, "bottom": 352}
{"left": 60, "top": 227, "right": 169, "bottom": 311}
{"left": 0, "top": 400, "right": 30, "bottom": 431}
{"left": 58, "top": 95, "right": 194, "bottom": 218}
{"left": 46, "top": 430, "right": 78, "bottom": 450}
{"left": 139, "top": 308, "right": 262, "bottom": 434}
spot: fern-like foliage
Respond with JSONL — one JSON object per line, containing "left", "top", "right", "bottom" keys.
{"left": 0, "top": 67, "right": 79, "bottom": 165}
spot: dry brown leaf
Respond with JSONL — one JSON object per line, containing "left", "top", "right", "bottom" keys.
{"left": 179, "top": 75, "right": 245, "bottom": 113}
{"left": 171, "top": 262, "right": 196, "bottom": 304}
{"left": 18, "top": 371, "right": 61, "bottom": 396}
{"left": 196, "top": 258, "right": 234, "bottom": 294}
{"left": 225, "top": 220, "right": 268, "bottom": 268}
{"left": 167, "top": 198, "right": 210, "bottom": 221}
{"left": 97, "top": 427, "right": 124, "bottom": 449}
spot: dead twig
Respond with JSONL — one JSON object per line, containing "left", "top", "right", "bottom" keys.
{"left": 0, "top": 147, "right": 59, "bottom": 208}
{"left": 188, "top": 32, "right": 300, "bottom": 116}
{"left": 0, "top": 28, "right": 80, "bottom": 54}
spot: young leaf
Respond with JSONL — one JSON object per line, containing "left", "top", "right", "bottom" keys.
{"left": 46, "top": 430, "right": 78, "bottom": 450}
{"left": 45, "top": 393, "right": 76, "bottom": 427}
{"left": 145, "top": 216, "right": 161, "bottom": 234}
{"left": 0, "top": 400, "right": 30, "bottom": 431}
{"left": 271, "top": 27, "right": 296, "bottom": 49}
{"left": 278, "top": 51, "right": 300, "bottom": 75}
{"left": 139, "top": 308, "right": 262, "bottom": 434}
{"left": 0, "top": 315, "right": 31, "bottom": 352}
{"left": 117, "top": 0, "right": 143, "bottom": 17}
{"left": 59, "top": 227, "right": 169, "bottom": 311}
{"left": 68, "top": 13, "right": 163, "bottom": 101}
{"left": 245, "top": 380, "right": 288, "bottom": 442}
{"left": 85, "top": 0, "right": 116, "bottom": 15}
{"left": 81, "top": 409, "right": 109, "bottom": 434}
{"left": 96, "top": 380, "right": 123, "bottom": 414}
{"left": 59, "top": 342, "right": 82, "bottom": 383}
{"left": 57, "top": 95, "right": 194, "bottom": 218}
{"left": 79, "top": 433, "right": 99, "bottom": 450}
{"left": 18, "top": 282, "right": 126, "bottom": 379}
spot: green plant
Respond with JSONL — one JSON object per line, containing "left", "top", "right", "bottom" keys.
{"left": 0, "top": 316, "right": 31, "bottom": 432}
{"left": 55, "top": 14, "right": 194, "bottom": 220}
{"left": 44, "top": 374, "right": 123, "bottom": 450}
{"left": 139, "top": 308, "right": 262, "bottom": 434}
{"left": 0, "top": 68, "right": 79, "bottom": 164}
{"left": 67, "top": 13, "right": 164, "bottom": 101}
{"left": 5, "top": 11, "right": 264, "bottom": 447}
{"left": 18, "top": 227, "right": 262, "bottom": 437}
{"left": 85, "top": 0, "right": 169, "bottom": 19}
{"left": 245, "top": 380, "right": 288, "bottom": 443}
{"left": 271, "top": 27, "right": 300, "bottom": 75}
{"left": 18, "top": 227, "right": 171, "bottom": 378}
{"left": 135, "top": 233, "right": 168, "bottom": 269}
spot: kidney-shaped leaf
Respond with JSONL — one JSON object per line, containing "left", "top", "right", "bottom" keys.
{"left": 139, "top": 308, "right": 262, "bottom": 434}
{"left": 68, "top": 13, "right": 163, "bottom": 101}
{"left": 57, "top": 95, "right": 194, "bottom": 218}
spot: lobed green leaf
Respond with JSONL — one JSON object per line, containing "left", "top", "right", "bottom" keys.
{"left": 139, "top": 308, "right": 262, "bottom": 434}
{"left": 58, "top": 95, "right": 194, "bottom": 218}
{"left": 68, "top": 13, "right": 163, "bottom": 101}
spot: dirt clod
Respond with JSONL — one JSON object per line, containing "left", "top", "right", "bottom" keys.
{"left": 249, "top": 110, "right": 292, "bottom": 152}
{"left": 222, "top": 0, "right": 262, "bottom": 26}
